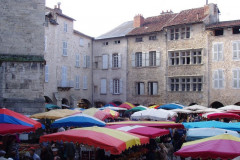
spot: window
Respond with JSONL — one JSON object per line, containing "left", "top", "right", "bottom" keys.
{"left": 103, "top": 42, "right": 108, "bottom": 46}
{"left": 149, "top": 51, "right": 156, "bottom": 66}
{"left": 136, "top": 52, "right": 142, "bottom": 67}
{"left": 114, "top": 40, "right": 120, "bottom": 44}
{"left": 233, "top": 69, "right": 240, "bottom": 88}
{"left": 213, "top": 69, "right": 224, "bottom": 89}
{"left": 45, "top": 65, "right": 49, "bottom": 82}
{"left": 170, "top": 77, "right": 203, "bottom": 91}
{"left": 112, "top": 53, "right": 119, "bottom": 68}
{"left": 113, "top": 79, "right": 120, "bottom": 94}
{"left": 136, "top": 82, "right": 144, "bottom": 95}
{"left": 83, "top": 76, "right": 88, "bottom": 90}
{"left": 213, "top": 43, "right": 223, "bottom": 61}
{"left": 148, "top": 82, "right": 158, "bottom": 95}
{"left": 100, "top": 79, "right": 107, "bottom": 94}
{"left": 80, "top": 38, "right": 84, "bottom": 46}
{"left": 149, "top": 35, "right": 156, "bottom": 40}
{"left": 44, "top": 36, "right": 47, "bottom": 52}
{"left": 169, "top": 50, "right": 202, "bottom": 66}
{"left": 62, "top": 41, "right": 67, "bottom": 56}
{"left": 170, "top": 26, "right": 190, "bottom": 40}
{"left": 214, "top": 29, "right": 224, "bottom": 36}
{"left": 75, "top": 54, "right": 80, "bottom": 67}
{"left": 233, "top": 26, "right": 240, "bottom": 34}
{"left": 233, "top": 41, "right": 240, "bottom": 60}
{"left": 102, "top": 54, "right": 108, "bottom": 69}
{"left": 83, "top": 55, "right": 90, "bottom": 68}
{"left": 64, "top": 23, "right": 68, "bottom": 32}
{"left": 136, "top": 37, "right": 143, "bottom": 42}
{"left": 75, "top": 75, "right": 80, "bottom": 89}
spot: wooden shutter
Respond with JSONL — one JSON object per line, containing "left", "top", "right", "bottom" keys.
{"left": 213, "top": 44, "right": 218, "bottom": 61}
{"left": 142, "top": 53, "right": 146, "bottom": 67}
{"left": 102, "top": 54, "right": 108, "bottom": 69}
{"left": 145, "top": 52, "right": 149, "bottom": 66}
{"left": 87, "top": 56, "right": 90, "bottom": 68}
{"left": 233, "top": 69, "right": 238, "bottom": 88}
{"left": 131, "top": 53, "right": 135, "bottom": 67}
{"left": 118, "top": 54, "right": 121, "bottom": 68}
{"left": 83, "top": 76, "right": 88, "bottom": 89}
{"left": 218, "top": 43, "right": 223, "bottom": 61}
{"left": 233, "top": 42, "right": 238, "bottom": 60}
{"left": 153, "top": 82, "right": 158, "bottom": 95}
{"left": 109, "top": 79, "right": 113, "bottom": 94}
{"left": 140, "top": 83, "right": 144, "bottom": 95}
{"left": 83, "top": 55, "right": 87, "bottom": 68}
{"left": 44, "top": 36, "right": 47, "bottom": 52}
{"left": 156, "top": 51, "right": 160, "bottom": 66}
{"left": 219, "top": 69, "right": 224, "bottom": 88}
{"left": 61, "top": 66, "right": 67, "bottom": 86}
{"left": 109, "top": 54, "right": 112, "bottom": 68}
{"left": 76, "top": 54, "right": 80, "bottom": 67}
{"left": 213, "top": 70, "right": 218, "bottom": 89}
{"left": 120, "top": 79, "right": 123, "bottom": 94}
{"left": 100, "top": 79, "right": 107, "bottom": 94}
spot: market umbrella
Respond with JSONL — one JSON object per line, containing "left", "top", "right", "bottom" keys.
{"left": 186, "top": 128, "right": 240, "bottom": 141}
{"left": 193, "top": 108, "right": 222, "bottom": 113}
{"left": 103, "top": 104, "right": 115, "bottom": 107}
{"left": 40, "top": 126, "right": 149, "bottom": 155}
{"left": 118, "top": 102, "right": 135, "bottom": 110}
{"left": 0, "top": 108, "right": 42, "bottom": 135}
{"left": 101, "top": 108, "right": 119, "bottom": 119}
{"left": 158, "top": 103, "right": 184, "bottom": 110}
{"left": 30, "top": 109, "right": 80, "bottom": 120}
{"left": 125, "top": 106, "right": 148, "bottom": 115}
{"left": 45, "top": 104, "right": 61, "bottom": 110}
{"left": 218, "top": 105, "right": 240, "bottom": 111}
{"left": 107, "top": 121, "right": 184, "bottom": 129}
{"left": 83, "top": 108, "right": 113, "bottom": 121}
{"left": 51, "top": 113, "right": 106, "bottom": 128}
{"left": 184, "top": 105, "right": 207, "bottom": 111}
{"left": 99, "top": 106, "right": 127, "bottom": 111}
{"left": 175, "top": 134, "right": 240, "bottom": 159}
{"left": 106, "top": 125, "right": 170, "bottom": 138}
{"left": 205, "top": 112, "right": 240, "bottom": 120}
{"left": 148, "top": 105, "right": 159, "bottom": 109}
{"left": 171, "top": 109, "right": 193, "bottom": 114}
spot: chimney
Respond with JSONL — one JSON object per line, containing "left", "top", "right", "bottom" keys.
{"left": 54, "top": 2, "right": 62, "bottom": 14}
{"left": 134, "top": 14, "right": 144, "bottom": 28}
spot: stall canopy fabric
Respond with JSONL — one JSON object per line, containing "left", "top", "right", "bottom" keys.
{"left": 183, "top": 121, "right": 240, "bottom": 131}
{"left": 158, "top": 103, "right": 184, "bottom": 110}
{"left": 107, "top": 121, "right": 184, "bottom": 129}
{"left": 30, "top": 109, "right": 80, "bottom": 120}
{"left": 184, "top": 105, "right": 207, "bottom": 111}
{"left": 148, "top": 105, "right": 159, "bottom": 109}
{"left": 218, "top": 105, "right": 240, "bottom": 111}
{"left": 0, "top": 108, "right": 42, "bottom": 135}
{"left": 118, "top": 102, "right": 135, "bottom": 110}
{"left": 40, "top": 126, "right": 149, "bottom": 155}
{"left": 99, "top": 106, "right": 127, "bottom": 111}
{"left": 125, "top": 106, "right": 148, "bottom": 115}
{"left": 51, "top": 113, "right": 106, "bottom": 128}
{"left": 175, "top": 134, "right": 240, "bottom": 159}
{"left": 83, "top": 108, "right": 113, "bottom": 121}
{"left": 101, "top": 108, "right": 119, "bottom": 119}
{"left": 186, "top": 128, "right": 240, "bottom": 141}
{"left": 106, "top": 125, "right": 170, "bottom": 138}
{"left": 206, "top": 113, "right": 240, "bottom": 120}
{"left": 45, "top": 104, "right": 61, "bottom": 110}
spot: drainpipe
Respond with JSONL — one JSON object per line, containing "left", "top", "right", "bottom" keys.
{"left": 91, "top": 38, "right": 94, "bottom": 107}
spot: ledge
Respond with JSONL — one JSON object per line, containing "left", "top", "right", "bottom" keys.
{"left": 0, "top": 54, "right": 45, "bottom": 63}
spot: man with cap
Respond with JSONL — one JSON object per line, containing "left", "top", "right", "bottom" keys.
{"left": 0, "top": 150, "right": 7, "bottom": 160}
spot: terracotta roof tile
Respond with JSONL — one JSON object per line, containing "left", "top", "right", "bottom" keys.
{"left": 206, "top": 20, "right": 240, "bottom": 29}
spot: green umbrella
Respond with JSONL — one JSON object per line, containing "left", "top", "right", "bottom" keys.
{"left": 125, "top": 105, "right": 148, "bottom": 115}
{"left": 45, "top": 104, "right": 61, "bottom": 110}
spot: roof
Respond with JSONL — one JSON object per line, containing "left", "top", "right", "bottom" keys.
{"left": 56, "top": 12, "right": 75, "bottom": 21}
{"left": 127, "top": 14, "right": 176, "bottom": 36}
{"left": 73, "top": 30, "right": 93, "bottom": 39}
{"left": 206, "top": 20, "right": 240, "bottom": 29}
{"left": 96, "top": 21, "right": 134, "bottom": 40}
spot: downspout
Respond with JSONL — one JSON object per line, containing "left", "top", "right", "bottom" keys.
{"left": 91, "top": 38, "right": 94, "bottom": 106}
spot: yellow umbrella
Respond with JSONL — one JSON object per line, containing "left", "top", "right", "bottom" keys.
{"left": 148, "top": 105, "right": 159, "bottom": 109}
{"left": 30, "top": 109, "right": 80, "bottom": 120}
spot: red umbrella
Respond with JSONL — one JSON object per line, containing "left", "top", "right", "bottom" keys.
{"left": 226, "top": 110, "right": 240, "bottom": 114}
{"left": 207, "top": 113, "right": 240, "bottom": 120}
{"left": 118, "top": 102, "right": 135, "bottom": 110}
{"left": 0, "top": 124, "right": 36, "bottom": 135}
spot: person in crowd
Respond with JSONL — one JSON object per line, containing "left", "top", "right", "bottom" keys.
{"left": 29, "top": 147, "right": 40, "bottom": 160}
{"left": 64, "top": 142, "right": 75, "bottom": 160}
{"left": 40, "top": 142, "right": 53, "bottom": 160}
{"left": 6, "top": 135, "right": 19, "bottom": 160}
{"left": 0, "top": 150, "right": 7, "bottom": 160}
{"left": 52, "top": 148, "right": 61, "bottom": 160}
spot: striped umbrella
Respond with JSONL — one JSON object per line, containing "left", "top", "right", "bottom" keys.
{"left": 118, "top": 102, "right": 135, "bottom": 110}
{"left": 175, "top": 134, "right": 240, "bottom": 159}
{"left": 83, "top": 108, "right": 113, "bottom": 121}
{"left": 102, "top": 108, "right": 119, "bottom": 119}
{"left": 40, "top": 126, "right": 149, "bottom": 155}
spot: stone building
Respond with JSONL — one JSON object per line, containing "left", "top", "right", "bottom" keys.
{"left": 0, "top": 0, "right": 45, "bottom": 114}
{"left": 93, "top": 21, "right": 134, "bottom": 106}
{"left": 44, "top": 4, "right": 93, "bottom": 108}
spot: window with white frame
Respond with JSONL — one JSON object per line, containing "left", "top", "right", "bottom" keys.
{"left": 213, "top": 69, "right": 224, "bottom": 89}
{"left": 102, "top": 54, "right": 108, "bottom": 69}
{"left": 100, "top": 79, "right": 107, "bottom": 94}
{"left": 169, "top": 49, "right": 202, "bottom": 66}
{"left": 148, "top": 82, "right": 158, "bottom": 95}
{"left": 45, "top": 65, "right": 49, "bottom": 82}
{"left": 113, "top": 79, "right": 120, "bottom": 94}
{"left": 149, "top": 51, "right": 156, "bottom": 66}
{"left": 83, "top": 76, "right": 88, "bottom": 90}
{"left": 62, "top": 41, "right": 67, "bottom": 56}
{"left": 170, "top": 77, "right": 202, "bottom": 91}
{"left": 136, "top": 82, "right": 144, "bottom": 95}
{"left": 112, "top": 53, "right": 120, "bottom": 68}
{"left": 213, "top": 43, "right": 223, "bottom": 61}
{"left": 75, "top": 54, "right": 80, "bottom": 67}
{"left": 64, "top": 23, "right": 68, "bottom": 32}
{"left": 170, "top": 26, "right": 190, "bottom": 40}
{"left": 233, "top": 41, "right": 240, "bottom": 60}
{"left": 233, "top": 69, "right": 240, "bottom": 88}
{"left": 80, "top": 38, "right": 84, "bottom": 46}
{"left": 75, "top": 75, "right": 80, "bottom": 89}
{"left": 136, "top": 52, "right": 142, "bottom": 67}
{"left": 83, "top": 55, "right": 90, "bottom": 68}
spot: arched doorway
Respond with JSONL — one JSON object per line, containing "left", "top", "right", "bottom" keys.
{"left": 94, "top": 101, "right": 105, "bottom": 108}
{"left": 210, "top": 101, "right": 224, "bottom": 108}
{"left": 44, "top": 96, "right": 53, "bottom": 103}
{"left": 234, "top": 102, "right": 240, "bottom": 106}
{"left": 189, "top": 103, "right": 197, "bottom": 106}
{"left": 78, "top": 99, "right": 91, "bottom": 109}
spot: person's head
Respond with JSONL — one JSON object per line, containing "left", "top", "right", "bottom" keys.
{"left": 29, "top": 148, "right": 35, "bottom": 156}
{"left": 0, "top": 150, "right": 6, "bottom": 157}
{"left": 52, "top": 148, "right": 58, "bottom": 155}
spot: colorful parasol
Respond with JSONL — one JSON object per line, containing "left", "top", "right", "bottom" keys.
{"left": 148, "top": 105, "right": 159, "bottom": 109}
{"left": 40, "top": 126, "right": 149, "bottom": 155}
{"left": 30, "top": 109, "right": 80, "bottom": 120}
{"left": 218, "top": 105, "right": 240, "bottom": 111}
{"left": 175, "top": 134, "right": 240, "bottom": 159}
{"left": 107, "top": 121, "right": 184, "bottom": 129}
{"left": 158, "top": 103, "right": 184, "bottom": 110}
{"left": 206, "top": 112, "right": 240, "bottom": 120}
{"left": 125, "top": 106, "right": 148, "bottom": 115}
{"left": 106, "top": 125, "right": 170, "bottom": 138}
{"left": 83, "top": 108, "right": 113, "bottom": 121}
{"left": 51, "top": 113, "right": 106, "bottom": 128}
{"left": 184, "top": 105, "right": 207, "bottom": 111}
{"left": 101, "top": 108, "right": 119, "bottom": 118}
{"left": 118, "top": 102, "right": 135, "bottom": 110}
{"left": 0, "top": 108, "right": 42, "bottom": 135}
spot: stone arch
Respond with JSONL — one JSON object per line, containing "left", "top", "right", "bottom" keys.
{"left": 62, "top": 98, "right": 69, "bottom": 105}
{"left": 234, "top": 102, "right": 240, "bottom": 106}
{"left": 78, "top": 99, "right": 91, "bottom": 109}
{"left": 210, "top": 101, "right": 224, "bottom": 109}
{"left": 44, "top": 96, "right": 53, "bottom": 103}
{"left": 189, "top": 103, "right": 197, "bottom": 106}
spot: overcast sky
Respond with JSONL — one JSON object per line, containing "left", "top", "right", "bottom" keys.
{"left": 46, "top": 0, "right": 239, "bottom": 38}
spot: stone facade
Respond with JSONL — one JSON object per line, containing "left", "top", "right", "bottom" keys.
{"left": 0, "top": 0, "right": 45, "bottom": 114}
{"left": 44, "top": 5, "right": 93, "bottom": 108}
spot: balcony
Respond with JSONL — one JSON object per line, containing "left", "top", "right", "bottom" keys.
{"left": 57, "top": 80, "right": 74, "bottom": 91}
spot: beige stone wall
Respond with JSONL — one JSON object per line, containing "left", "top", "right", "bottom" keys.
{"left": 208, "top": 28, "right": 240, "bottom": 106}
{"left": 93, "top": 37, "right": 128, "bottom": 105}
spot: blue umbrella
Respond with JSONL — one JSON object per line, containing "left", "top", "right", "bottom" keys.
{"left": 157, "top": 103, "right": 184, "bottom": 110}
{"left": 103, "top": 104, "right": 114, "bottom": 107}
{"left": 51, "top": 113, "right": 106, "bottom": 128}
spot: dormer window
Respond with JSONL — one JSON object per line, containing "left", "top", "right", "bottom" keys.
{"left": 170, "top": 26, "right": 190, "bottom": 40}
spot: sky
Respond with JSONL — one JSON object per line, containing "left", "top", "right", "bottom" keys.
{"left": 46, "top": 0, "right": 239, "bottom": 38}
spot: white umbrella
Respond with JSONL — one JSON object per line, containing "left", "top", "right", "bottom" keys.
{"left": 172, "top": 109, "right": 193, "bottom": 114}
{"left": 218, "top": 105, "right": 240, "bottom": 111}
{"left": 184, "top": 105, "right": 207, "bottom": 111}
{"left": 193, "top": 108, "right": 222, "bottom": 113}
